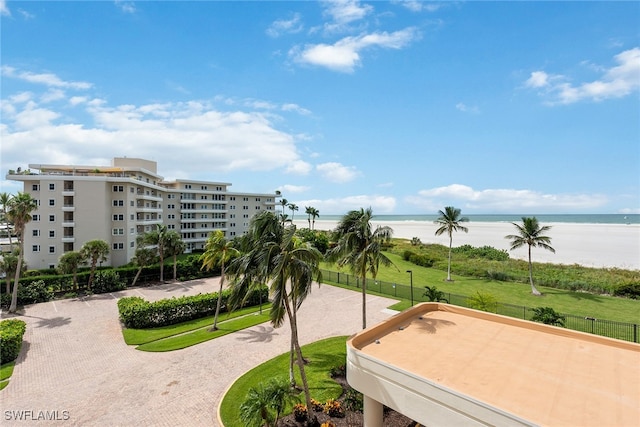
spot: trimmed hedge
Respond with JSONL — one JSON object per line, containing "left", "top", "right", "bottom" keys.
{"left": 0, "top": 319, "right": 27, "bottom": 364}
{"left": 0, "top": 280, "right": 54, "bottom": 309}
{"left": 118, "top": 286, "right": 269, "bottom": 329}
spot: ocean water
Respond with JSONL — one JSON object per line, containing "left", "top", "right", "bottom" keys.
{"left": 317, "top": 214, "right": 640, "bottom": 225}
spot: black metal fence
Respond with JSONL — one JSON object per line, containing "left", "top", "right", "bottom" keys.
{"left": 319, "top": 269, "right": 639, "bottom": 343}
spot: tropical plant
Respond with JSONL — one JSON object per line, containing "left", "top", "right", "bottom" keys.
{"left": 466, "top": 290, "right": 497, "bottom": 312}
{"left": 200, "top": 230, "right": 239, "bottom": 331}
{"left": 434, "top": 206, "right": 469, "bottom": 281}
{"left": 423, "top": 285, "right": 448, "bottom": 303}
{"left": 505, "top": 217, "right": 555, "bottom": 296}
{"left": 530, "top": 306, "right": 566, "bottom": 327}
{"left": 0, "top": 192, "right": 13, "bottom": 250}
{"left": 227, "top": 211, "right": 322, "bottom": 414}
{"left": 287, "top": 203, "right": 299, "bottom": 221}
{"left": 278, "top": 198, "right": 288, "bottom": 223}
{"left": 141, "top": 224, "right": 169, "bottom": 282}
{"left": 326, "top": 207, "right": 395, "bottom": 329}
{"left": 130, "top": 247, "right": 158, "bottom": 287}
{"left": 310, "top": 207, "right": 319, "bottom": 230}
{"left": 239, "top": 377, "right": 299, "bottom": 427}
{"left": 164, "top": 230, "right": 185, "bottom": 281}
{"left": 411, "top": 237, "right": 422, "bottom": 246}
{"left": 57, "top": 251, "right": 85, "bottom": 290}
{"left": 6, "top": 192, "right": 38, "bottom": 313}
{"left": 79, "top": 239, "right": 110, "bottom": 291}
{"left": 305, "top": 206, "right": 313, "bottom": 229}
{"left": 0, "top": 251, "right": 20, "bottom": 294}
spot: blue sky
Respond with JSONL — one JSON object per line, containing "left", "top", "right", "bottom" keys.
{"left": 1, "top": 1, "right": 639, "bottom": 215}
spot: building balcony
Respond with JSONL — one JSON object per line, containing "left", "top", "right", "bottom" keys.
{"left": 61, "top": 236, "right": 75, "bottom": 243}
{"left": 62, "top": 221, "right": 75, "bottom": 227}
{"left": 62, "top": 205, "right": 75, "bottom": 212}
{"left": 61, "top": 190, "right": 75, "bottom": 196}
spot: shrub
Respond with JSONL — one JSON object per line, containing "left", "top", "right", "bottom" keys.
{"left": 614, "top": 283, "right": 640, "bottom": 299}
{"left": 485, "top": 270, "right": 512, "bottom": 281}
{"left": 323, "top": 399, "right": 345, "bottom": 418}
{"left": 530, "top": 307, "right": 566, "bottom": 327}
{"left": 0, "top": 280, "right": 55, "bottom": 308}
{"left": 293, "top": 403, "right": 308, "bottom": 422}
{"left": 329, "top": 364, "right": 345, "bottom": 378}
{"left": 0, "top": 319, "right": 27, "bottom": 364}
{"left": 310, "top": 398, "right": 324, "bottom": 412}
{"left": 117, "top": 286, "right": 269, "bottom": 329}
{"left": 466, "top": 291, "right": 497, "bottom": 313}
{"left": 402, "top": 250, "right": 436, "bottom": 268}
{"left": 92, "top": 270, "right": 126, "bottom": 294}
{"left": 343, "top": 387, "right": 363, "bottom": 412}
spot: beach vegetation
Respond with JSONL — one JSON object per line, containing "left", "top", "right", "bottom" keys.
{"left": 434, "top": 206, "right": 469, "bottom": 281}
{"left": 505, "top": 217, "right": 556, "bottom": 295}
{"left": 326, "top": 207, "right": 395, "bottom": 329}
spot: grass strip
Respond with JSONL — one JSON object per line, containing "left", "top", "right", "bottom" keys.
{"left": 0, "top": 380, "right": 8, "bottom": 391}
{"left": 136, "top": 311, "right": 271, "bottom": 352}
{"left": 220, "top": 336, "right": 347, "bottom": 427}
{"left": 0, "top": 362, "right": 15, "bottom": 382}
{"left": 122, "top": 304, "right": 271, "bottom": 345}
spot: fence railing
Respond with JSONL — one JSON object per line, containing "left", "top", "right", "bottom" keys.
{"left": 319, "top": 269, "right": 639, "bottom": 343}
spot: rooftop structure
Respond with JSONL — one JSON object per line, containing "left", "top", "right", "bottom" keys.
{"left": 347, "top": 303, "right": 640, "bottom": 427}
{"left": 6, "top": 158, "right": 277, "bottom": 269}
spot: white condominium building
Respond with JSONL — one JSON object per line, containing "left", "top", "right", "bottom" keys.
{"left": 7, "top": 157, "right": 277, "bottom": 270}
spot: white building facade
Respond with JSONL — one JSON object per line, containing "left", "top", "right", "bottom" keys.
{"left": 7, "top": 157, "right": 277, "bottom": 270}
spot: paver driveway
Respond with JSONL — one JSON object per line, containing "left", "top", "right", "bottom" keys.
{"left": 1, "top": 279, "right": 398, "bottom": 426}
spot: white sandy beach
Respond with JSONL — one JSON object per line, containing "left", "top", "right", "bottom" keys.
{"left": 294, "top": 219, "right": 640, "bottom": 270}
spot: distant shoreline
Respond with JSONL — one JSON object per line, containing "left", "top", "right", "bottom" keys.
{"left": 292, "top": 219, "right": 640, "bottom": 271}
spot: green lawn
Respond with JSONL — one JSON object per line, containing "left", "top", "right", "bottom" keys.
{"left": 0, "top": 361, "right": 15, "bottom": 391}
{"left": 322, "top": 253, "right": 640, "bottom": 324}
{"left": 219, "top": 336, "right": 347, "bottom": 427}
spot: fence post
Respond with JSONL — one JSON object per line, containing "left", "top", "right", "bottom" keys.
{"left": 523, "top": 306, "right": 526, "bottom": 320}
{"left": 634, "top": 324, "right": 638, "bottom": 343}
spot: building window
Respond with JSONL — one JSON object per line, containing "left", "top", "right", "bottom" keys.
{"left": 112, "top": 228, "right": 124, "bottom": 235}
{"left": 32, "top": 184, "right": 40, "bottom": 191}
{"left": 130, "top": 228, "right": 135, "bottom": 234}
{"left": 113, "top": 185, "right": 124, "bottom": 192}
{"left": 130, "top": 201, "right": 134, "bottom": 207}
{"left": 49, "top": 246, "right": 55, "bottom": 254}
{"left": 49, "top": 199, "right": 55, "bottom": 206}
{"left": 255, "top": 206, "right": 261, "bottom": 210}
{"left": 49, "top": 215, "right": 55, "bottom": 222}
{"left": 32, "top": 245, "right": 40, "bottom": 252}
{"left": 113, "top": 214, "right": 124, "bottom": 221}
{"left": 130, "top": 241, "right": 135, "bottom": 248}
{"left": 255, "top": 198, "right": 260, "bottom": 202}
{"left": 113, "top": 200, "right": 124, "bottom": 207}
{"left": 201, "top": 185, "right": 207, "bottom": 190}
{"left": 32, "top": 229, "right": 40, "bottom": 237}
{"left": 49, "top": 183, "right": 55, "bottom": 190}
{"left": 185, "top": 184, "right": 192, "bottom": 189}
{"left": 33, "top": 214, "right": 40, "bottom": 222}
{"left": 243, "top": 206, "right": 249, "bottom": 210}
{"left": 112, "top": 243, "right": 124, "bottom": 250}
{"left": 130, "top": 214, "right": 135, "bottom": 220}
{"left": 49, "top": 230, "right": 55, "bottom": 238}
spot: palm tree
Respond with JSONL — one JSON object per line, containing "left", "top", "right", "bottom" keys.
{"left": 0, "top": 192, "right": 13, "bottom": 250}
{"left": 227, "top": 211, "right": 321, "bottom": 414}
{"left": 130, "top": 247, "right": 158, "bottom": 287}
{"left": 434, "top": 206, "right": 469, "bottom": 281}
{"left": 239, "top": 378, "right": 299, "bottom": 427}
{"left": 164, "top": 230, "right": 185, "bottom": 281}
{"left": 200, "top": 230, "right": 239, "bottom": 331}
{"left": 6, "top": 192, "right": 38, "bottom": 312}
{"left": 79, "top": 239, "right": 110, "bottom": 291}
{"left": 423, "top": 285, "right": 449, "bottom": 303}
{"left": 326, "top": 207, "right": 394, "bottom": 329}
{"left": 0, "top": 251, "right": 19, "bottom": 294}
{"left": 57, "top": 251, "right": 84, "bottom": 291}
{"left": 305, "top": 206, "right": 313, "bottom": 229}
{"left": 142, "top": 224, "right": 169, "bottom": 282}
{"left": 506, "top": 217, "right": 555, "bottom": 296}
{"left": 287, "top": 203, "right": 299, "bottom": 221}
{"left": 278, "top": 198, "right": 288, "bottom": 222}
{"left": 310, "top": 207, "right": 319, "bottom": 230}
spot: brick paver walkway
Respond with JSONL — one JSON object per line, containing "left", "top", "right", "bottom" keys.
{"left": 0, "top": 279, "right": 397, "bottom": 426}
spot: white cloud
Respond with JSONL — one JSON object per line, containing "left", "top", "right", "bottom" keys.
{"left": 526, "top": 47, "right": 640, "bottom": 104}
{"left": 1, "top": 0, "right": 10, "bottom": 16}
{"left": 279, "top": 184, "right": 310, "bottom": 194}
{"left": 290, "top": 27, "right": 420, "bottom": 72}
{"left": 316, "top": 162, "right": 359, "bottom": 183}
{"left": 2, "top": 66, "right": 92, "bottom": 90}
{"left": 266, "top": 13, "right": 303, "bottom": 38}
{"left": 281, "top": 103, "right": 312, "bottom": 115}
{"left": 395, "top": 0, "right": 444, "bottom": 13}
{"left": 18, "top": 8, "right": 34, "bottom": 19}
{"left": 455, "top": 102, "right": 479, "bottom": 114}
{"left": 115, "top": 1, "right": 136, "bottom": 14}
{"left": 1, "top": 69, "right": 315, "bottom": 181}
{"left": 322, "top": 0, "right": 373, "bottom": 31}
{"left": 407, "top": 184, "right": 609, "bottom": 213}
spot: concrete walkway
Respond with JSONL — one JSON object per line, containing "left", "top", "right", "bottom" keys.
{"left": 0, "top": 279, "right": 398, "bottom": 426}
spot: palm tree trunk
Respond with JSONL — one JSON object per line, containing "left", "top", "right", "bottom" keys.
{"left": 73, "top": 271, "right": 78, "bottom": 291}
{"left": 283, "top": 295, "right": 313, "bottom": 417}
{"left": 159, "top": 250, "right": 164, "bottom": 282}
{"left": 361, "top": 262, "right": 367, "bottom": 330}
{"left": 211, "top": 264, "right": 225, "bottom": 331}
{"left": 173, "top": 255, "right": 178, "bottom": 281}
{"left": 289, "top": 328, "right": 296, "bottom": 386}
{"left": 9, "top": 239, "right": 23, "bottom": 313}
{"left": 447, "top": 232, "right": 453, "bottom": 281}
{"left": 528, "top": 245, "right": 541, "bottom": 295}
{"left": 131, "top": 267, "right": 143, "bottom": 287}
